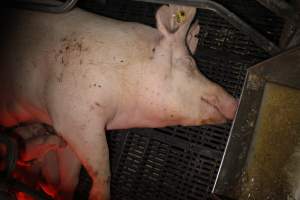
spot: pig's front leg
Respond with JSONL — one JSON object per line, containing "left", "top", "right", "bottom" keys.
{"left": 49, "top": 103, "right": 111, "bottom": 200}
{"left": 45, "top": 61, "right": 118, "bottom": 199}
{"left": 55, "top": 127, "right": 110, "bottom": 200}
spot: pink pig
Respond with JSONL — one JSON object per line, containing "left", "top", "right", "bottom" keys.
{"left": 0, "top": 4, "right": 237, "bottom": 200}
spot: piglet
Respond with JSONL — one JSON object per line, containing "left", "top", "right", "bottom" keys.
{"left": 0, "top": 4, "right": 237, "bottom": 200}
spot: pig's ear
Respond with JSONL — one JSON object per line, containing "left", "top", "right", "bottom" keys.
{"left": 156, "top": 5, "right": 197, "bottom": 39}
{"left": 186, "top": 20, "right": 200, "bottom": 54}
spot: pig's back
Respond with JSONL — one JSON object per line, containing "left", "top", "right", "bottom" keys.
{"left": 0, "top": 7, "right": 158, "bottom": 126}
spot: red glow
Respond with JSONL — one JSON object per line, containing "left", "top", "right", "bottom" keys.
{"left": 16, "top": 192, "right": 35, "bottom": 200}
{"left": 39, "top": 182, "right": 57, "bottom": 198}
{"left": 15, "top": 186, "right": 57, "bottom": 200}
{"left": 12, "top": 165, "right": 59, "bottom": 200}
{"left": 3, "top": 121, "right": 60, "bottom": 200}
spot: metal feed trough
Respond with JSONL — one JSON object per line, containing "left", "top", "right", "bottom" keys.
{"left": 214, "top": 46, "right": 300, "bottom": 200}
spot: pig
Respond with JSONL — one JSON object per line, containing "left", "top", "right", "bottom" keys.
{"left": 12, "top": 123, "right": 80, "bottom": 200}
{"left": 0, "top": 4, "right": 237, "bottom": 200}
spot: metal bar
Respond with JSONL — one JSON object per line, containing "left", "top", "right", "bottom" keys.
{"left": 256, "top": 0, "right": 296, "bottom": 19}
{"left": 14, "top": 0, "right": 78, "bottom": 13}
{"left": 134, "top": 0, "right": 282, "bottom": 56}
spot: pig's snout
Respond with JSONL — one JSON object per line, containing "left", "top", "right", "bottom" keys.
{"left": 203, "top": 87, "right": 238, "bottom": 122}
{"left": 222, "top": 97, "right": 238, "bottom": 120}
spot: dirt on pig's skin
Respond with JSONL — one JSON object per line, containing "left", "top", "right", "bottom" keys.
{"left": 54, "top": 34, "right": 89, "bottom": 83}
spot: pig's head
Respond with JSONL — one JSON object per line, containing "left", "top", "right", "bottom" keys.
{"left": 108, "top": 5, "right": 238, "bottom": 129}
